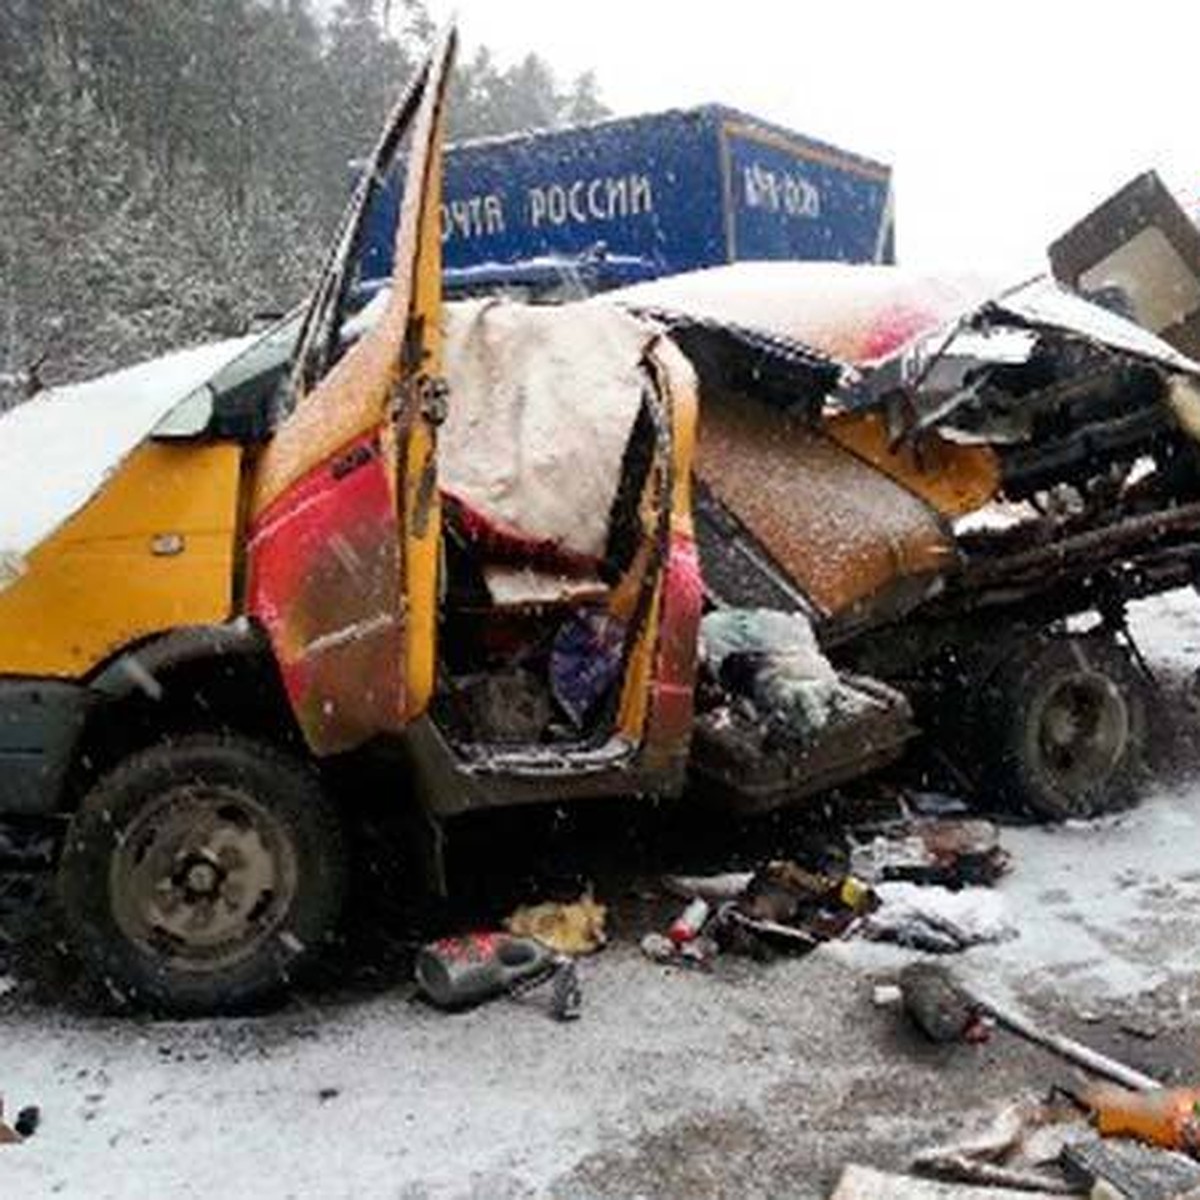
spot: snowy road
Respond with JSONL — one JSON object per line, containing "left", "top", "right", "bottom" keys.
{"left": 5, "top": 591, "right": 1200, "bottom": 1199}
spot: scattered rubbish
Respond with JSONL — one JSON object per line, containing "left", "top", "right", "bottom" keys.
{"left": 850, "top": 819, "right": 1009, "bottom": 889}
{"left": 1060, "top": 1134, "right": 1200, "bottom": 1196}
{"left": 911, "top": 1098, "right": 1083, "bottom": 1194}
{"left": 864, "top": 882, "right": 1015, "bottom": 952}
{"left": 639, "top": 933, "right": 675, "bottom": 963}
{"left": 873, "top": 983, "right": 903, "bottom": 1008}
{"left": 715, "top": 861, "right": 878, "bottom": 957}
{"left": 661, "top": 872, "right": 755, "bottom": 902}
{"left": 720, "top": 908, "right": 819, "bottom": 951}
{"left": 668, "top": 898, "right": 711, "bottom": 945}
{"left": 504, "top": 893, "right": 607, "bottom": 956}
{"left": 647, "top": 860, "right": 877, "bottom": 966}
{"left": 843, "top": 1102, "right": 1200, "bottom": 1200}
{"left": 1082, "top": 1083, "right": 1200, "bottom": 1153}
{"left": 903, "top": 791, "right": 972, "bottom": 819}
{"left": 0, "top": 1099, "right": 22, "bottom": 1145}
{"left": 893, "top": 964, "right": 1162, "bottom": 1093}
{"left": 13, "top": 1106, "right": 38, "bottom": 1139}
{"left": 1119, "top": 1017, "right": 1162, "bottom": 1042}
{"left": 747, "top": 861, "right": 875, "bottom": 925}
{"left": 914, "top": 1099, "right": 1036, "bottom": 1164}
{"left": 831, "top": 1163, "right": 1066, "bottom": 1199}
{"left": 546, "top": 959, "right": 583, "bottom": 1022}
{"left": 415, "top": 933, "right": 558, "bottom": 1010}
{"left": 900, "top": 962, "right": 991, "bottom": 1044}
{"left": 639, "top": 924, "right": 718, "bottom": 968}
{"left": 983, "top": 997, "right": 1161, "bottom": 1093}
{"left": 416, "top": 931, "right": 584, "bottom": 1023}
{"left": 678, "top": 935, "right": 719, "bottom": 966}
{"left": 915, "top": 1157, "right": 1074, "bottom": 1194}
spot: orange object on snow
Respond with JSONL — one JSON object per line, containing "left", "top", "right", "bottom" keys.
{"left": 1085, "top": 1083, "right": 1200, "bottom": 1153}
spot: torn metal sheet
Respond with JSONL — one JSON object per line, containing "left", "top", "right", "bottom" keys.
{"left": 989, "top": 276, "right": 1200, "bottom": 376}
{"left": 629, "top": 308, "right": 844, "bottom": 416}
{"left": 1051, "top": 170, "right": 1200, "bottom": 358}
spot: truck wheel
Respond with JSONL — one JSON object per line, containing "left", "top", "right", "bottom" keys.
{"left": 982, "top": 634, "right": 1148, "bottom": 820}
{"left": 58, "top": 735, "right": 345, "bottom": 1014}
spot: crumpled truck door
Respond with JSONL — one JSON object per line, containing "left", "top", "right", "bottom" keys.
{"left": 246, "top": 28, "right": 456, "bottom": 755}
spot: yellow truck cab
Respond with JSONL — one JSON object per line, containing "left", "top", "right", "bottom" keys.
{"left": 0, "top": 33, "right": 713, "bottom": 1012}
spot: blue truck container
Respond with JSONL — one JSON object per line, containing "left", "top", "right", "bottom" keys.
{"left": 359, "top": 104, "right": 894, "bottom": 295}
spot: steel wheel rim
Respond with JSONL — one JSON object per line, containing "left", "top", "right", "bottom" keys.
{"left": 110, "top": 783, "right": 298, "bottom": 974}
{"left": 1029, "top": 669, "right": 1129, "bottom": 807}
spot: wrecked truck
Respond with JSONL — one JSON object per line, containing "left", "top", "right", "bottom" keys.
{"left": 612, "top": 246, "right": 1200, "bottom": 821}
{"left": 0, "top": 31, "right": 916, "bottom": 1013}
{"left": 3, "top": 28, "right": 1198, "bottom": 1011}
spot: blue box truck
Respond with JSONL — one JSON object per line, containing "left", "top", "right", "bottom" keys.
{"left": 358, "top": 104, "right": 894, "bottom": 296}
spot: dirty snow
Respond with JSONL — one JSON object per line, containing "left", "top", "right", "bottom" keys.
{"left": 0, "top": 336, "right": 256, "bottom": 570}
{"left": 830, "top": 587, "right": 1200, "bottom": 1006}
{"left": 5, "top": 589, "right": 1200, "bottom": 1196}
{"left": 865, "top": 882, "right": 1017, "bottom": 950}
{"left": 0, "top": 952, "right": 917, "bottom": 1199}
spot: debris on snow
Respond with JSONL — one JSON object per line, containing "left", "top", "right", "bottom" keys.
{"left": 899, "top": 962, "right": 992, "bottom": 1044}
{"left": 415, "top": 932, "right": 558, "bottom": 1010}
{"left": 1060, "top": 1132, "right": 1200, "bottom": 1196}
{"left": 505, "top": 893, "right": 608, "bottom": 956}
{"left": 850, "top": 819, "right": 1010, "bottom": 889}
{"left": 864, "top": 882, "right": 1016, "bottom": 953}
{"left": 830, "top": 1162, "right": 1067, "bottom": 1200}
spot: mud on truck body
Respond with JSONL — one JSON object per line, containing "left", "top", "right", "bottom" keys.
{"left": 2, "top": 30, "right": 1199, "bottom": 1014}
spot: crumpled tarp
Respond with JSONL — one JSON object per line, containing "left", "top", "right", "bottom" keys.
{"left": 440, "top": 299, "right": 654, "bottom": 564}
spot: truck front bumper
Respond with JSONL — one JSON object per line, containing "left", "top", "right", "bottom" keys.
{"left": 0, "top": 680, "right": 91, "bottom": 815}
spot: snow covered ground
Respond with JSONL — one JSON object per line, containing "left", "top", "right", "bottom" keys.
{"left": 5, "top": 590, "right": 1200, "bottom": 1198}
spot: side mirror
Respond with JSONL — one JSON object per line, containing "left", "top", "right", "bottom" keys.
{"left": 152, "top": 385, "right": 216, "bottom": 440}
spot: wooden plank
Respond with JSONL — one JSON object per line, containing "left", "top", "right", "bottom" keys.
{"left": 830, "top": 1164, "right": 1067, "bottom": 1200}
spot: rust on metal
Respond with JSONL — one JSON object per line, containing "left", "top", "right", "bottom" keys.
{"left": 696, "top": 391, "right": 958, "bottom": 618}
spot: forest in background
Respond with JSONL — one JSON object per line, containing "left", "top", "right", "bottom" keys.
{"left": 0, "top": 0, "right": 608, "bottom": 399}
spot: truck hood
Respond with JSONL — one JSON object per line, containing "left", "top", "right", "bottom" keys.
{"left": 605, "top": 261, "right": 1006, "bottom": 366}
{"left": 606, "top": 261, "right": 1200, "bottom": 383}
{"left": 0, "top": 335, "right": 256, "bottom": 584}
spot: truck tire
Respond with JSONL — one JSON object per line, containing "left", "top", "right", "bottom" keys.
{"left": 58, "top": 734, "right": 345, "bottom": 1014}
{"left": 981, "top": 634, "right": 1148, "bottom": 820}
